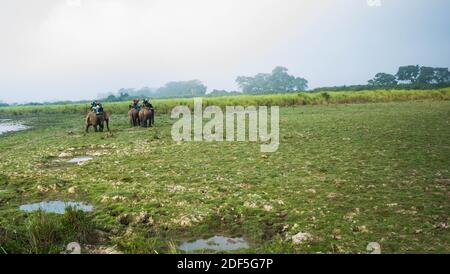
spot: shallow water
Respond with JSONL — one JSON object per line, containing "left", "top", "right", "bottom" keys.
{"left": 19, "top": 201, "right": 93, "bottom": 214}
{"left": 67, "top": 156, "right": 93, "bottom": 164}
{"left": 178, "top": 236, "right": 249, "bottom": 252}
{"left": 0, "top": 120, "right": 29, "bottom": 135}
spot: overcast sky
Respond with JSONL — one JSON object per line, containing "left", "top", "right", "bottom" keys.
{"left": 0, "top": 0, "right": 449, "bottom": 103}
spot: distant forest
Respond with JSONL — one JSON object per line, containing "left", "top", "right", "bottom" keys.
{"left": 1, "top": 65, "right": 449, "bottom": 106}
{"left": 98, "top": 65, "right": 450, "bottom": 102}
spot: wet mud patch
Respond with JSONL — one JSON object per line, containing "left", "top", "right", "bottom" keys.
{"left": 178, "top": 235, "right": 250, "bottom": 252}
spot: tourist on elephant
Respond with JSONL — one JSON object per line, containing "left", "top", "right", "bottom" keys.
{"left": 91, "top": 101, "right": 104, "bottom": 114}
{"left": 131, "top": 99, "right": 141, "bottom": 110}
{"left": 142, "top": 99, "right": 153, "bottom": 109}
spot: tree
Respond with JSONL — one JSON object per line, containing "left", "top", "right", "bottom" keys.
{"left": 396, "top": 65, "right": 420, "bottom": 83}
{"left": 235, "top": 76, "right": 255, "bottom": 93}
{"left": 236, "top": 66, "right": 308, "bottom": 94}
{"left": 269, "top": 66, "right": 293, "bottom": 92}
{"left": 292, "top": 77, "right": 308, "bottom": 91}
{"left": 416, "top": 66, "right": 435, "bottom": 84}
{"left": 156, "top": 80, "right": 207, "bottom": 97}
{"left": 396, "top": 65, "right": 450, "bottom": 84}
{"left": 368, "top": 73, "right": 398, "bottom": 86}
{"left": 433, "top": 67, "right": 450, "bottom": 83}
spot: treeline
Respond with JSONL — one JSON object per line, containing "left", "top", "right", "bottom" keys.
{"left": 3, "top": 65, "right": 449, "bottom": 107}
{"left": 99, "top": 66, "right": 307, "bottom": 101}
{"left": 100, "top": 65, "right": 450, "bottom": 103}
{"left": 367, "top": 65, "right": 450, "bottom": 86}
{"left": 99, "top": 80, "right": 207, "bottom": 102}
{"left": 314, "top": 65, "right": 450, "bottom": 92}
{"left": 313, "top": 82, "right": 450, "bottom": 92}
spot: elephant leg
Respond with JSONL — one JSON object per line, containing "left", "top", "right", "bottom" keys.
{"left": 106, "top": 120, "right": 110, "bottom": 131}
{"left": 86, "top": 124, "right": 90, "bottom": 133}
{"left": 94, "top": 125, "right": 98, "bottom": 132}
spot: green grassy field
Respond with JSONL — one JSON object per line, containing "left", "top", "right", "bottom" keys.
{"left": 1, "top": 88, "right": 449, "bottom": 116}
{"left": 0, "top": 94, "right": 449, "bottom": 253}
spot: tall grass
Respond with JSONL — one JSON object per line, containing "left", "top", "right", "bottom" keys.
{"left": 1, "top": 88, "right": 449, "bottom": 116}
{"left": 0, "top": 207, "right": 96, "bottom": 254}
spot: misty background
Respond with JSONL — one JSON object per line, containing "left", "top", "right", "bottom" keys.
{"left": 0, "top": 0, "right": 449, "bottom": 103}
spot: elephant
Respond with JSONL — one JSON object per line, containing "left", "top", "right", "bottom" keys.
{"left": 85, "top": 111, "right": 110, "bottom": 132}
{"left": 139, "top": 107, "right": 154, "bottom": 127}
{"left": 128, "top": 106, "right": 140, "bottom": 127}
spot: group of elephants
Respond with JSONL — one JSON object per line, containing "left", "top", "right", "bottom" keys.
{"left": 85, "top": 106, "right": 154, "bottom": 132}
{"left": 128, "top": 106, "right": 155, "bottom": 127}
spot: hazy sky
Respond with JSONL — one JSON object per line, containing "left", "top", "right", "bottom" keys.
{"left": 0, "top": 0, "right": 449, "bottom": 103}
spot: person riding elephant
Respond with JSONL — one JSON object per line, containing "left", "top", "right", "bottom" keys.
{"left": 128, "top": 99, "right": 141, "bottom": 127}
{"left": 86, "top": 101, "right": 110, "bottom": 132}
{"left": 91, "top": 101, "right": 104, "bottom": 114}
{"left": 91, "top": 101, "right": 97, "bottom": 110}
{"left": 142, "top": 99, "right": 153, "bottom": 109}
{"left": 96, "top": 103, "right": 104, "bottom": 114}
{"left": 139, "top": 99, "right": 155, "bottom": 127}
{"left": 130, "top": 99, "right": 141, "bottom": 110}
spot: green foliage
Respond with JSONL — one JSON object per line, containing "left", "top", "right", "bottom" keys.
{"left": 236, "top": 66, "right": 308, "bottom": 94}
{"left": 417, "top": 67, "right": 450, "bottom": 84}
{"left": 206, "top": 90, "right": 242, "bottom": 97}
{"left": 25, "top": 211, "right": 62, "bottom": 254}
{"left": 368, "top": 73, "right": 398, "bottom": 86}
{"left": 0, "top": 88, "right": 448, "bottom": 117}
{"left": 396, "top": 65, "right": 421, "bottom": 83}
{"left": 99, "top": 81, "right": 207, "bottom": 102}
{"left": 0, "top": 208, "right": 96, "bottom": 254}
{"left": 396, "top": 65, "right": 450, "bottom": 84}
{"left": 157, "top": 80, "right": 207, "bottom": 97}
{"left": 313, "top": 82, "right": 450, "bottom": 92}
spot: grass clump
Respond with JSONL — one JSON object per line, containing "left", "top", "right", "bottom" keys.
{"left": 0, "top": 207, "right": 96, "bottom": 254}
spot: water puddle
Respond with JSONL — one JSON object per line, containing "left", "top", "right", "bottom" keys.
{"left": 178, "top": 236, "right": 249, "bottom": 252}
{"left": 67, "top": 156, "right": 93, "bottom": 164}
{"left": 0, "top": 120, "right": 29, "bottom": 135}
{"left": 19, "top": 201, "right": 93, "bottom": 214}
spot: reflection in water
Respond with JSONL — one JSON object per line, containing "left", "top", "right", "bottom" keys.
{"left": 19, "top": 201, "right": 93, "bottom": 214}
{"left": 67, "top": 156, "right": 93, "bottom": 164}
{"left": 178, "top": 236, "right": 249, "bottom": 252}
{"left": 0, "top": 120, "right": 29, "bottom": 135}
